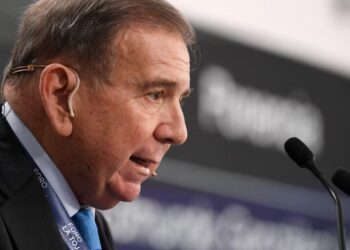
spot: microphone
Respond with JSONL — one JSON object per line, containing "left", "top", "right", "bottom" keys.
{"left": 332, "top": 168, "right": 350, "bottom": 196}
{"left": 284, "top": 137, "right": 346, "bottom": 250}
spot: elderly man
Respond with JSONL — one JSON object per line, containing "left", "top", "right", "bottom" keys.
{"left": 0, "top": 0, "right": 195, "bottom": 249}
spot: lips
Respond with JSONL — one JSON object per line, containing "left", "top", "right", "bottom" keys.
{"left": 130, "top": 155, "right": 159, "bottom": 176}
{"left": 130, "top": 155, "right": 150, "bottom": 167}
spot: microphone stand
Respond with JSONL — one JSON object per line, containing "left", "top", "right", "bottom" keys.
{"left": 307, "top": 160, "right": 346, "bottom": 250}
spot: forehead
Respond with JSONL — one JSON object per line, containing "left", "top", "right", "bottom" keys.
{"left": 115, "top": 24, "right": 189, "bottom": 56}
{"left": 112, "top": 25, "right": 190, "bottom": 84}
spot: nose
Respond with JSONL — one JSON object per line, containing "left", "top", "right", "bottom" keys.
{"left": 154, "top": 102, "right": 188, "bottom": 145}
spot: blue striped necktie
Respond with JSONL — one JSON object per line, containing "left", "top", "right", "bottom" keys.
{"left": 72, "top": 208, "right": 102, "bottom": 250}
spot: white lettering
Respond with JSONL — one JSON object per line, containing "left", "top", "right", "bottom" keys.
{"left": 102, "top": 197, "right": 345, "bottom": 250}
{"left": 61, "top": 223, "right": 82, "bottom": 249}
{"left": 197, "top": 65, "right": 324, "bottom": 153}
{"left": 34, "top": 168, "right": 48, "bottom": 189}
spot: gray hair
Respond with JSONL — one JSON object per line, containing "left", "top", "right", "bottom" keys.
{"left": 3, "top": 0, "right": 196, "bottom": 85}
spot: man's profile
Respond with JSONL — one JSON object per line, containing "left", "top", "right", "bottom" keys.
{"left": 0, "top": 0, "right": 195, "bottom": 249}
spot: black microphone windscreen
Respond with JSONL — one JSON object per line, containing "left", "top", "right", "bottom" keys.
{"left": 332, "top": 168, "right": 350, "bottom": 196}
{"left": 284, "top": 137, "right": 314, "bottom": 168}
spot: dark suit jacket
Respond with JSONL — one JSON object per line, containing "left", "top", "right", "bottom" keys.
{"left": 0, "top": 115, "right": 115, "bottom": 250}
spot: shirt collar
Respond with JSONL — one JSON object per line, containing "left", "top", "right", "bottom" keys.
{"left": 3, "top": 102, "right": 87, "bottom": 217}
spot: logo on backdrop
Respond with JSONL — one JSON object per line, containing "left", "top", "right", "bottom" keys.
{"left": 198, "top": 65, "right": 324, "bottom": 153}
{"left": 103, "top": 197, "right": 341, "bottom": 250}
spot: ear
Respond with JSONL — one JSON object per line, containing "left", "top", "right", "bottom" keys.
{"left": 39, "top": 64, "right": 80, "bottom": 137}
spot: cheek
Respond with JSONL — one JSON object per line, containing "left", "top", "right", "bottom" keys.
{"left": 76, "top": 100, "right": 158, "bottom": 168}
{"left": 114, "top": 107, "right": 157, "bottom": 142}
{"left": 72, "top": 114, "right": 124, "bottom": 171}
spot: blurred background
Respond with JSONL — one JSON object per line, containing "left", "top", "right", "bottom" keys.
{"left": 1, "top": 0, "right": 350, "bottom": 249}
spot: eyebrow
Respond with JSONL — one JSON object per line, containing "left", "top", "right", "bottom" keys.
{"left": 140, "top": 79, "right": 176, "bottom": 90}
{"left": 139, "top": 79, "right": 192, "bottom": 96}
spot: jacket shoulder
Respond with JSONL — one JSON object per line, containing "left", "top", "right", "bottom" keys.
{"left": 0, "top": 214, "right": 14, "bottom": 250}
{"left": 0, "top": 116, "right": 34, "bottom": 200}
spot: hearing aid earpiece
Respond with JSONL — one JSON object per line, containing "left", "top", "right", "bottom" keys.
{"left": 67, "top": 71, "right": 80, "bottom": 118}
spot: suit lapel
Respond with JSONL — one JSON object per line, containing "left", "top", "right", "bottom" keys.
{"left": 0, "top": 176, "right": 66, "bottom": 250}
{"left": 0, "top": 115, "right": 65, "bottom": 249}
{"left": 96, "top": 211, "right": 115, "bottom": 250}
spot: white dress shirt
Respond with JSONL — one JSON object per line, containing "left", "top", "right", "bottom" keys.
{"left": 3, "top": 102, "right": 92, "bottom": 217}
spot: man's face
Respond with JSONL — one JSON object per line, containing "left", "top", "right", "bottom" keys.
{"left": 68, "top": 26, "right": 191, "bottom": 209}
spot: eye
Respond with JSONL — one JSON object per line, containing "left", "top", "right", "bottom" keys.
{"left": 180, "top": 88, "right": 193, "bottom": 107}
{"left": 180, "top": 96, "right": 187, "bottom": 107}
{"left": 147, "top": 90, "right": 164, "bottom": 101}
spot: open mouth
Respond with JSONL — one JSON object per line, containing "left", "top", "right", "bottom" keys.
{"left": 130, "top": 155, "right": 158, "bottom": 176}
{"left": 130, "top": 155, "right": 149, "bottom": 167}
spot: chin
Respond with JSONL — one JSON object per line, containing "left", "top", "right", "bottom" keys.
{"left": 95, "top": 200, "right": 121, "bottom": 210}
{"left": 105, "top": 182, "right": 142, "bottom": 204}
{"left": 116, "top": 188, "right": 142, "bottom": 202}
{"left": 97, "top": 192, "right": 141, "bottom": 209}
